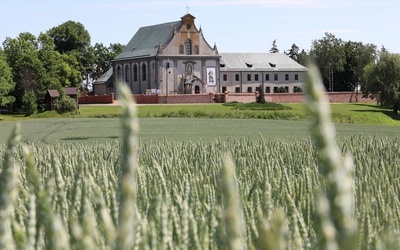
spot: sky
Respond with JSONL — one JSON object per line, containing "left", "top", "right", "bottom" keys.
{"left": 0, "top": 0, "right": 399, "bottom": 54}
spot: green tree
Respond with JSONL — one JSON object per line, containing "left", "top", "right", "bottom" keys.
{"left": 22, "top": 90, "right": 37, "bottom": 116}
{"left": 3, "top": 33, "right": 45, "bottom": 110}
{"left": 47, "top": 20, "right": 91, "bottom": 53}
{"left": 38, "top": 33, "right": 81, "bottom": 90}
{"left": 93, "top": 43, "right": 125, "bottom": 80}
{"left": 269, "top": 39, "right": 279, "bottom": 53}
{"left": 298, "top": 49, "right": 310, "bottom": 67}
{"left": 335, "top": 41, "right": 377, "bottom": 91}
{"left": 47, "top": 21, "right": 92, "bottom": 90}
{"left": 363, "top": 52, "right": 400, "bottom": 114}
{"left": 310, "top": 32, "right": 346, "bottom": 91}
{"left": 286, "top": 43, "right": 299, "bottom": 62}
{"left": 0, "top": 48, "right": 15, "bottom": 107}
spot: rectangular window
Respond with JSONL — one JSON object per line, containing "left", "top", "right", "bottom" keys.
{"left": 235, "top": 87, "right": 240, "bottom": 93}
{"left": 273, "top": 87, "right": 278, "bottom": 93}
{"left": 295, "top": 74, "right": 299, "bottom": 81}
{"left": 247, "top": 74, "right": 251, "bottom": 81}
{"left": 256, "top": 86, "right": 261, "bottom": 92}
{"left": 222, "top": 87, "right": 227, "bottom": 93}
{"left": 255, "top": 74, "right": 259, "bottom": 81}
{"left": 274, "top": 74, "right": 278, "bottom": 81}
{"left": 235, "top": 74, "right": 240, "bottom": 81}
{"left": 223, "top": 74, "right": 227, "bottom": 81}
{"left": 285, "top": 86, "right": 289, "bottom": 92}
{"left": 265, "top": 87, "right": 271, "bottom": 93}
{"left": 247, "top": 87, "right": 252, "bottom": 93}
{"left": 285, "top": 74, "right": 289, "bottom": 81}
{"left": 266, "top": 74, "right": 270, "bottom": 81}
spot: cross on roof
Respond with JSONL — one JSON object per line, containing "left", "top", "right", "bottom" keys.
{"left": 186, "top": 5, "right": 189, "bottom": 13}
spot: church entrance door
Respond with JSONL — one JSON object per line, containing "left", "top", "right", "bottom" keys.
{"left": 195, "top": 85, "right": 200, "bottom": 94}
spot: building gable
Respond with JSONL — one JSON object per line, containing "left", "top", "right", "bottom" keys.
{"left": 160, "top": 14, "right": 217, "bottom": 56}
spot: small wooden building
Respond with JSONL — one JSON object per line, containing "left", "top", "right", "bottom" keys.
{"left": 44, "top": 87, "right": 78, "bottom": 110}
{"left": 45, "top": 90, "right": 60, "bottom": 110}
{"left": 64, "top": 87, "right": 78, "bottom": 104}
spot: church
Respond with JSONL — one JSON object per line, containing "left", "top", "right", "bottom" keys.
{"left": 93, "top": 13, "right": 307, "bottom": 96}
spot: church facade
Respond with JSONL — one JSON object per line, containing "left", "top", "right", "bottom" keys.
{"left": 93, "top": 14, "right": 307, "bottom": 96}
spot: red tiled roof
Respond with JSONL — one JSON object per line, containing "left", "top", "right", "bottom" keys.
{"left": 47, "top": 90, "right": 59, "bottom": 97}
{"left": 64, "top": 87, "right": 78, "bottom": 95}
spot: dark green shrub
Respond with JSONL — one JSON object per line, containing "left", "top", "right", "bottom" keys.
{"left": 294, "top": 87, "right": 303, "bottom": 93}
{"left": 276, "top": 86, "right": 287, "bottom": 93}
{"left": 57, "top": 97, "right": 78, "bottom": 113}
{"left": 257, "top": 86, "right": 266, "bottom": 104}
{"left": 232, "top": 102, "right": 292, "bottom": 110}
{"left": 223, "top": 101, "right": 240, "bottom": 106}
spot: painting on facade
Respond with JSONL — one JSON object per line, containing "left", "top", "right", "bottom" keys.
{"left": 207, "top": 67, "right": 216, "bottom": 86}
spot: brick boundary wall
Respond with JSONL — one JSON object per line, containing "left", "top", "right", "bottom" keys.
{"left": 158, "top": 93, "right": 214, "bottom": 104}
{"left": 78, "top": 92, "right": 378, "bottom": 104}
{"left": 133, "top": 94, "right": 159, "bottom": 104}
{"left": 78, "top": 93, "right": 114, "bottom": 104}
{"left": 224, "top": 93, "right": 257, "bottom": 103}
{"left": 222, "top": 92, "right": 377, "bottom": 104}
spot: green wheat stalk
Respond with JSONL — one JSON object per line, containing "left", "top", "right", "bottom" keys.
{"left": 116, "top": 82, "right": 139, "bottom": 250}
{"left": 220, "top": 153, "right": 245, "bottom": 250}
{"left": 0, "top": 123, "right": 21, "bottom": 250}
{"left": 305, "top": 65, "right": 357, "bottom": 249}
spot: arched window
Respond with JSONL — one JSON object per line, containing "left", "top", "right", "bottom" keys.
{"left": 179, "top": 45, "right": 184, "bottom": 54}
{"left": 194, "top": 45, "right": 199, "bottom": 55}
{"left": 133, "top": 64, "right": 138, "bottom": 81}
{"left": 186, "top": 39, "right": 192, "bottom": 55}
{"left": 125, "top": 65, "right": 129, "bottom": 82}
{"left": 142, "top": 63, "right": 146, "bottom": 81}
{"left": 117, "top": 66, "right": 122, "bottom": 81}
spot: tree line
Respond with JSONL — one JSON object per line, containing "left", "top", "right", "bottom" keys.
{"left": 0, "top": 21, "right": 124, "bottom": 114}
{"left": 271, "top": 33, "right": 400, "bottom": 114}
{"left": 0, "top": 21, "right": 399, "bottom": 114}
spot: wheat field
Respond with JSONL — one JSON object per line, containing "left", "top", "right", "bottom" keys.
{"left": 1, "top": 68, "right": 400, "bottom": 249}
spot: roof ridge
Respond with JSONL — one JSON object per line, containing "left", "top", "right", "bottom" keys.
{"left": 139, "top": 20, "right": 182, "bottom": 29}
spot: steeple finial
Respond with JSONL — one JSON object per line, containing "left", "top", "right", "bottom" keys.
{"left": 186, "top": 5, "right": 190, "bottom": 14}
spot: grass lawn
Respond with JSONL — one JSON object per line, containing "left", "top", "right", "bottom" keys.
{"left": 2, "top": 103, "right": 399, "bottom": 125}
{"left": 1, "top": 102, "right": 399, "bottom": 144}
{"left": 81, "top": 103, "right": 400, "bottom": 125}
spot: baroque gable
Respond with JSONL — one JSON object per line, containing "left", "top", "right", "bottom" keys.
{"left": 160, "top": 14, "right": 218, "bottom": 56}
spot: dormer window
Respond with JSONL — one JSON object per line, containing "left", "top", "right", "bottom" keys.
{"left": 220, "top": 63, "right": 226, "bottom": 68}
{"left": 269, "top": 62, "right": 276, "bottom": 68}
{"left": 246, "top": 63, "right": 253, "bottom": 68}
